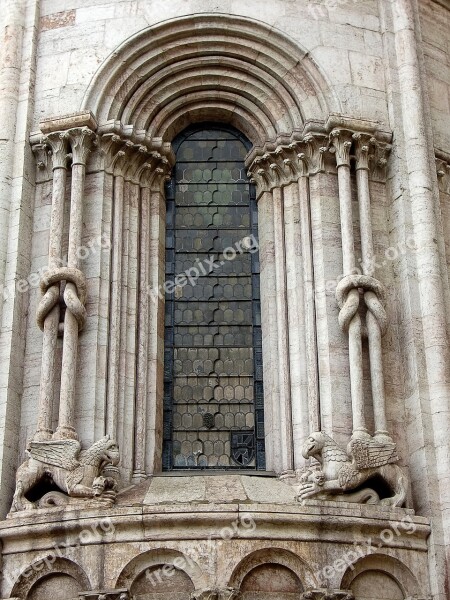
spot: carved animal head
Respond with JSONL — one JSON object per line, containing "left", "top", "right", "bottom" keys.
{"left": 83, "top": 435, "right": 120, "bottom": 468}
{"left": 302, "top": 431, "right": 349, "bottom": 464}
{"left": 302, "top": 431, "right": 327, "bottom": 460}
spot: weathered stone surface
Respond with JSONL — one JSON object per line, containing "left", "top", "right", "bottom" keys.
{"left": 0, "top": 1, "right": 448, "bottom": 599}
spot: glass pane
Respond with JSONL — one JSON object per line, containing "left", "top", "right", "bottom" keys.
{"left": 163, "top": 125, "right": 265, "bottom": 470}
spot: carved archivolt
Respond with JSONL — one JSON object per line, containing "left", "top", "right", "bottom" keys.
{"left": 82, "top": 14, "right": 339, "bottom": 145}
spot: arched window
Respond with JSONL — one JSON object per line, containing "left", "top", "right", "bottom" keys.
{"left": 163, "top": 124, "right": 265, "bottom": 470}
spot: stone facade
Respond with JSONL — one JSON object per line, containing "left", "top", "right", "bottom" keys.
{"left": 0, "top": 0, "right": 449, "bottom": 598}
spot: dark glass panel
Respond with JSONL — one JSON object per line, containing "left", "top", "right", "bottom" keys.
{"left": 163, "top": 124, "right": 265, "bottom": 470}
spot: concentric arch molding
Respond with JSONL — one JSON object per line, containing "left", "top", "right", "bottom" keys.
{"left": 80, "top": 14, "right": 341, "bottom": 146}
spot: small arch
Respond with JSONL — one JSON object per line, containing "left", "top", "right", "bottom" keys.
{"left": 114, "top": 548, "right": 206, "bottom": 592}
{"left": 10, "top": 557, "right": 90, "bottom": 600}
{"left": 227, "top": 547, "right": 317, "bottom": 591}
{"left": 340, "top": 554, "right": 424, "bottom": 599}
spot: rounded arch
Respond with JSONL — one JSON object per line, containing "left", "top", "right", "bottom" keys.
{"left": 114, "top": 548, "right": 207, "bottom": 591}
{"left": 340, "top": 554, "right": 424, "bottom": 598}
{"left": 227, "top": 547, "right": 318, "bottom": 590}
{"left": 82, "top": 14, "right": 339, "bottom": 145}
{"left": 10, "top": 557, "right": 90, "bottom": 600}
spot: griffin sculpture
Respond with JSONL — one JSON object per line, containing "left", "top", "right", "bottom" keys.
{"left": 11, "top": 435, "right": 120, "bottom": 512}
{"left": 298, "top": 431, "right": 408, "bottom": 507}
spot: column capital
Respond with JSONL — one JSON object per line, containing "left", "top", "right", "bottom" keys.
{"left": 67, "top": 126, "right": 97, "bottom": 166}
{"left": 99, "top": 132, "right": 173, "bottom": 188}
{"left": 330, "top": 128, "right": 353, "bottom": 167}
{"left": 41, "top": 130, "right": 71, "bottom": 170}
{"left": 352, "top": 132, "right": 374, "bottom": 171}
{"left": 246, "top": 132, "right": 330, "bottom": 195}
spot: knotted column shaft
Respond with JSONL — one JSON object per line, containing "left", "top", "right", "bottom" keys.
{"left": 35, "top": 132, "right": 69, "bottom": 440}
{"left": 56, "top": 127, "right": 95, "bottom": 439}
{"left": 354, "top": 134, "right": 390, "bottom": 440}
{"left": 331, "top": 129, "right": 367, "bottom": 438}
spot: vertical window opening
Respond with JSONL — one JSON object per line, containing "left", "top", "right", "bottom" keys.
{"left": 163, "top": 124, "right": 265, "bottom": 470}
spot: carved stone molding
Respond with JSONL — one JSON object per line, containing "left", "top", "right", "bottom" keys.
{"left": 247, "top": 122, "right": 392, "bottom": 195}
{"left": 190, "top": 590, "right": 239, "bottom": 600}
{"left": 247, "top": 132, "right": 330, "bottom": 193}
{"left": 99, "top": 131, "right": 173, "bottom": 189}
{"left": 301, "top": 591, "right": 354, "bottom": 600}
{"left": 79, "top": 590, "right": 129, "bottom": 600}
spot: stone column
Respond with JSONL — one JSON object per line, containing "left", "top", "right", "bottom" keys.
{"left": 247, "top": 138, "right": 324, "bottom": 470}
{"left": 0, "top": 0, "right": 26, "bottom": 329}
{"left": 35, "top": 132, "right": 69, "bottom": 440}
{"left": 353, "top": 133, "right": 390, "bottom": 441}
{"left": 135, "top": 161, "right": 170, "bottom": 478}
{"left": 331, "top": 129, "right": 368, "bottom": 439}
{"left": 56, "top": 126, "right": 96, "bottom": 439}
{"left": 392, "top": 0, "right": 450, "bottom": 594}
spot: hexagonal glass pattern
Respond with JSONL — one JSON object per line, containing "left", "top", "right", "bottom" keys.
{"left": 163, "top": 125, "right": 265, "bottom": 470}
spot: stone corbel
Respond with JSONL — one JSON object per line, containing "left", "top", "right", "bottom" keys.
{"left": 31, "top": 141, "right": 53, "bottom": 182}
{"left": 436, "top": 154, "right": 450, "bottom": 194}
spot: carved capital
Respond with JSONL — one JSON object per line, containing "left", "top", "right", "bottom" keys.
{"left": 247, "top": 132, "right": 330, "bottom": 194}
{"left": 352, "top": 132, "right": 374, "bottom": 171}
{"left": 436, "top": 157, "right": 450, "bottom": 194}
{"left": 67, "top": 127, "right": 97, "bottom": 166}
{"left": 42, "top": 131, "right": 71, "bottom": 170}
{"left": 330, "top": 129, "right": 353, "bottom": 167}
{"left": 99, "top": 133, "right": 172, "bottom": 187}
{"left": 302, "top": 133, "right": 329, "bottom": 174}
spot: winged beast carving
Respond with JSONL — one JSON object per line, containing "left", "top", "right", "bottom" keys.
{"left": 11, "top": 435, "right": 120, "bottom": 512}
{"left": 298, "top": 431, "right": 408, "bottom": 507}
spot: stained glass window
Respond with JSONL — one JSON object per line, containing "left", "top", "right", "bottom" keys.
{"left": 163, "top": 124, "right": 265, "bottom": 470}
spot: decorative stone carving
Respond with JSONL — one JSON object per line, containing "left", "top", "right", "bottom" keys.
{"left": 301, "top": 591, "right": 354, "bottom": 600}
{"left": 98, "top": 125, "right": 174, "bottom": 187}
{"left": 246, "top": 131, "right": 330, "bottom": 193}
{"left": 79, "top": 591, "right": 129, "bottom": 600}
{"left": 10, "top": 435, "right": 120, "bottom": 512}
{"left": 436, "top": 156, "right": 450, "bottom": 194}
{"left": 335, "top": 274, "right": 388, "bottom": 339}
{"left": 297, "top": 432, "right": 408, "bottom": 507}
{"left": 190, "top": 590, "right": 239, "bottom": 600}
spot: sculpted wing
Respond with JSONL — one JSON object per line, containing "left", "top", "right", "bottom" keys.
{"left": 27, "top": 439, "right": 81, "bottom": 470}
{"left": 348, "top": 438, "right": 398, "bottom": 469}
